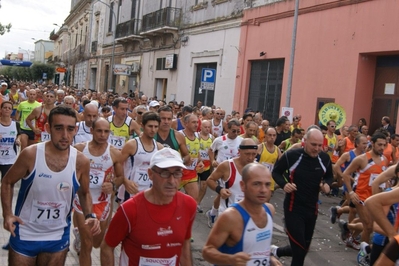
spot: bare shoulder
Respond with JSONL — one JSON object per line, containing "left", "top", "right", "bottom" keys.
{"left": 18, "top": 144, "right": 38, "bottom": 165}
{"left": 75, "top": 150, "right": 90, "bottom": 170}
{"left": 73, "top": 142, "right": 86, "bottom": 152}
{"left": 174, "top": 130, "right": 185, "bottom": 140}
{"left": 265, "top": 203, "right": 275, "bottom": 216}
{"left": 110, "top": 146, "right": 122, "bottom": 161}
{"left": 156, "top": 142, "right": 164, "bottom": 150}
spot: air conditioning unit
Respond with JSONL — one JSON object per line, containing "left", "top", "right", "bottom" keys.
{"left": 131, "top": 62, "right": 140, "bottom": 73}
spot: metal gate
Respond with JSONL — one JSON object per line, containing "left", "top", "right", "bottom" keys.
{"left": 247, "top": 59, "right": 284, "bottom": 125}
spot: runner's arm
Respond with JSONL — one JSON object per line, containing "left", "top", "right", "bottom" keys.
{"left": 25, "top": 107, "right": 39, "bottom": 132}
{"left": 180, "top": 239, "right": 193, "bottom": 266}
{"left": 202, "top": 209, "right": 250, "bottom": 264}
{"left": 365, "top": 189, "right": 399, "bottom": 239}
{"left": 371, "top": 165, "right": 396, "bottom": 195}
{"left": 110, "top": 147, "right": 124, "bottom": 188}
{"left": 129, "top": 120, "right": 141, "bottom": 137}
{"left": 342, "top": 156, "right": 362, "bottom": 194}
{"left": 175, "top": 131, "right": 191, "bottom": 165}
{"left": 76, "top": 153, "right": 93, "bottom": 217}
{"left": 206, "top": 161, "right": 228, "bottom": 191}
{"left": 333, "top": 152, "right": 349, "bottom": 180}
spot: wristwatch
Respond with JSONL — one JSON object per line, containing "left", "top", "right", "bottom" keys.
{"left": 85, "top": 213, "right": 96, "bottom": 220}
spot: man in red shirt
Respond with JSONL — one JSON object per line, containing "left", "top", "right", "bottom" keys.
{"left": 100, "top": 148, "right": 197, "bottom": 266}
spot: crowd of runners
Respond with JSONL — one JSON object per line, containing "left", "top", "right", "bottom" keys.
{"left": 0, "top": 78, "right": 398, "bottom": 266}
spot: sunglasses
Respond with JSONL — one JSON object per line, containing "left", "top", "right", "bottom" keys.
{"left": 216, "top": 113, "right": 221, "bottom": 115}
{"left": 137, "top": 111, "right": 143, "bottom": 115}
{"left": 329, "top": 125, "right": 336, "bottom": 128}
{"left": 231, "top": 129, "right": 239, "bottom": 133}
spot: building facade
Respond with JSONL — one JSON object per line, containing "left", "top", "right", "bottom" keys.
{"left": 234, "top": 0, "right": 399, "bottom": 130}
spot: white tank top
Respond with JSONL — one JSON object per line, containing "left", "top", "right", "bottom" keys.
{"left": 119, "top": 137, "right": 159, "bottom": 202}
{"left": 211, "top": 119, "right": 223, "bottom": 137}
{"left": 16, "top": 142, "right": 79, "bottom": 241}
{"left": 0, "top": 121, "right": 18, "bottom": 165}
{"left": 212, "top": 135, "right": 243, "bottom": 163}
{"left": 74, "top": 121, "right": 92, "bottom": 145}
{"left": 234, "top": 204, "right": 273, "bottom": 265}
{"left": 219, "top": 159, "right": 244, "bottom": 214}
{"left": 79, "top": 142, "right": 114, "bottom": 204}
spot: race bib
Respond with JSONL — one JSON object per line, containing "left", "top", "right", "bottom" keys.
{"left": 200, "top": 150, "right": 210, "bottom": 160}
{"left": 109, "top": 135, "right": 125, "bottom": 149}
{"left": 261, "top": 162, "right": 274, "bottom": 172}
{"left": 187, "top": 158, "right": 198, "bottom": 170}
{"left": 0, "top": 147, "right": 12, "bottom": 158}
{"left": 90, "top": 169, "right": 105, "bottom": 188}
{"left": 369, "top": 173, "right": 380, "bottom": 187}
{"left": 139, "top": 255, "right": 177, "bottom": 266}
{"left": 134, "top": 167, "right": 152, "bottom": 191}
{"left": 41, "top": 132, "right": 50, "bottom": 142}
{"left": 29, "top": 200, "right": 66, "bottom": 225}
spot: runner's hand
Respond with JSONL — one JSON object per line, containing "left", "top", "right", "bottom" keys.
{"left": 124, "top": 180, "right": 139, "bottom": 195}
{"left": 349, "top": 192, "right": 360, "bottom": 205}
{"left": 85, "top": 218, "right": 101, "bottom": 236}
{"left": 270, "top": 256, "right": 283, "bottom": 266}
{"left": 283, "top": 183, "right": 297, "bottom": 193}
{"left": 101, "top": 182, "right": 113, "bottom": 194}
{"left": 230, "top": 252, "right": 250, "bottom": 266}
{"left": 220, "top": 188, "right": 232, "bottom": 199}
{"left": 4, "top": 215, "right": 24, "bottom": 237}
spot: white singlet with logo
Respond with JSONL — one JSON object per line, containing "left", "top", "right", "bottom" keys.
{"left": 0, "top": 121, "right": 18, "bottom": 165}
{"left": 211, "top": 135, "right": 243, "bottom": 163}
{"left": 16, "top": 142, "right": 79, "bottom": 241}
{"left": 219, "top": 159, "right": 244, "bottom": 214}
{"left": 73, "top": 121, "right": 93, "bottom": 145}
{"left": 211, "top": 119, "right": 224, "bottom": 137}
{"left": 119, "top": 137, "right": 159, "bottom": 202}
{"left": 78, "top": 142, "right": 114, "bottom": 204}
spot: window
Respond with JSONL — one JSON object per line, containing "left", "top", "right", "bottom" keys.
{"left": 156, "top": 58, "right": 167, "bottom": 70}
{"left": 131, "top": 0, "right": 137, "bottom": 19}
{"left": 108, "top": 2, "right": 114, "bottom": 32}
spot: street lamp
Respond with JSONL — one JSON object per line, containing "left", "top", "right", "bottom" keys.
{"left": 18, "top": 47, "right": 30, "bottom": 61}
{"left": 31, "top": 38, "right": 46, "bottom": 63}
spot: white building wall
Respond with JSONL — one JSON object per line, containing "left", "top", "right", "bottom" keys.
{"left": 74, "top": 61, "right": 88, "bottom": 89}
{"left": 177, "top": 24, "right": 240, "bottom": 113}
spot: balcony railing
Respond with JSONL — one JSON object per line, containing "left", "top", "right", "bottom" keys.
{"left": 91, "top": 41, "right": 98, "bottom": 53}
{"left": 116, "top": 19, "right": 142, "bottom": 39}
{"left": 142, "top": 7, "right": 181, "bottom": 32}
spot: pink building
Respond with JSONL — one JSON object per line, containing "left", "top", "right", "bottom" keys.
{"left": 234, "top": 0, "right": 399, "bottom": 133}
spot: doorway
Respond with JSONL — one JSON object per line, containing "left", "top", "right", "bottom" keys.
{"left": 193, "top": 63, "right": 217, "bottom": 107}
{"left": 155, "top": 78, "right": 167, "bottom": 101}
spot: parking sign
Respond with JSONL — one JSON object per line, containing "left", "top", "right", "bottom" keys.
{"left": 201, "top": 68, "right": 216, "bottom": 91}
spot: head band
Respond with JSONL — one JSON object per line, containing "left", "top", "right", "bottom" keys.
{"left": 239, "top": 145, "right": 258, "bottom": 150}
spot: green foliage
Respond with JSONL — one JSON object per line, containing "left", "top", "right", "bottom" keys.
{"left": 0, "top": 63, "right": 55, "bottom": 81}
{"left": 0, "top": 22, "right": 11, "bottom": 35}
{"left": 30, "top": 63, "right": 55, "bottom": 81}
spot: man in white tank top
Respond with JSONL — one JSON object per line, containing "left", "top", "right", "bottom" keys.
{"left": 207, "top": 138, "right": 258, "bottom": 214}
{"left": 203, "top": 163, "right": 280, "bottom": 266}
{"left": 211, "top": 108, "right": 226, "bottom": 138}
{"left": 1, "top": 105, "right": 100, "bottom": 265}
{"left": 119, "top": 111, "right": 164, "bottom": 203}
{"left": 73, "top": 103, "right": 98, "bottom": 144}
{"left": 72, "top": 117, "right": 124, "bottom": 265}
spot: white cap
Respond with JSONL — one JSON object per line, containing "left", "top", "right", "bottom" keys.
{"left": 149, "top": 100, "right": 160, "bottom": 107}
{"left": 150, "top": 148, "right": 186, "bottom": 169}
{"left": 1, "top": 82, "right": 7, "bottom": 87}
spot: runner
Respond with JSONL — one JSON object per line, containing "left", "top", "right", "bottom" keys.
{"left": 100, "top": 148, "right": 196, "bottom": 266}
{"left": 0, "top": 101, "right": 21, "bottom": 178}
{"left": 154, "top": 106, "right": 190, "bottom": 162}
{"left": 74, "top": 103, "right": 98, "bottom": 144}
{"left": 206, "top": 119, "right": 243, "bottom": 227}
{"left": 240, "top": 121, "right": 259, "bottom": 144}
{"left": 119, "top": 112, "right": 164, "bottom": 203}
{"left": 206, "top": 138, "right": 258, "bottom": 215}
{"left": 278, "top": 128, "right": 301, "bottom": 152}
{"left": 211, "top": 108, "right": 226, "bottom": 137}
{"left": 107, "top": 98, "right": 141, "bottom": 149}
{"left": 172, "top": 105, "right": 192, "bottom": 131}
{"left": 179, "top": 114, "right": 204, "bottom": 204}
{"left": 258, "top": 119, "right": 269, "bottom": 143}
{"left": 202, "top": 163, "right": 281, "bottom": 266}
{"left": 258, "top": 127, "right": 281, "bottom": 194}
{"left": 16, "top": 89, "right": 41, "bottom": 150}
{"left": 1, "top": 105, "right": 100, "bottom": 266}
{"left": 72, "top": 117, "right": 124, "bottom": 265}
{"left": 339, "top": 125, "right": 358, "bottom": 156}
{"left": 272, "top": 128, "right": 333, "bottom": 266}
{"left": 342, "top": 132, "right": 388, "bottom": 244}
{"left": 25, "top": 90, "right": 56, "bottom": 143}
{"left": 197, "top": 120, "right": 214, "bottom": 213}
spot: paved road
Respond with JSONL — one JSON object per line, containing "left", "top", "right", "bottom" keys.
{"left": 0, "top": 183, "right": 359, "bottom": 265}
{"left": 192, "top": 189, "right": 359, "bottom": 266}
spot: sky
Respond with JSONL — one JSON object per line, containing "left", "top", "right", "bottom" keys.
{"left": 0, "top": 0, "right": 71, "bottom": 59}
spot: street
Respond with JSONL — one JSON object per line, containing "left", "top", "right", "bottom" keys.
{"left": 191, "top": 188, "right": 359, "bottom": 266}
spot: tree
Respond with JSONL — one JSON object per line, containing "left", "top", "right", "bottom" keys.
{"left": 30, "top": 63, "right": 55, "bottom": 81}
{"left": 0, "top": 0, "right": 12, "bottom": 35}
